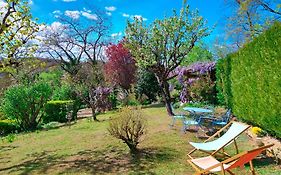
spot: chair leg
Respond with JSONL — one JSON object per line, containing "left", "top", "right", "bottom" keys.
{"left": 220, "top": 164, "right": 226, "bottom": 175}
{"left": 249, "top": 160, "right": 256, "bottom": 175}
{"left": 227, "top": 170, "right": 235, "bottom": 175}
{"left": 170, "top": 117, "right": 176, "bottom": 127}
{"left": 234, "top": 139, "right": 239, "bottom": 154}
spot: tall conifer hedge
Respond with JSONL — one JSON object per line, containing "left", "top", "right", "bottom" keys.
{"left": 216, "top": 22, "right": 281, "bottom": 138}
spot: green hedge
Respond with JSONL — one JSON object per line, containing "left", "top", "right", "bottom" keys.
{"left": 216, "top": 55, "right": 232, "bottom": 107}
{"left": 216, "top": 22, "right": 281, "bottom": 138}
{"left": 43, "top": 100, "right": 73, "bottom": 123}
{"left": 0, "top": 119, "right": 19, "bottom": 136}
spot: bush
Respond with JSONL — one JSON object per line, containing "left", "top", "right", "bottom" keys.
{"left": 216, "top": 22, "right": 281, "bottom": 138}
{"left": 52, "top": 84, "right": 73, "bottom": 101}
{"left": 1, "top": 82, "right": 52, "bottom": 131}
{"left": 135, "top": 69, "right": 160, "bottom": 103}
{"left": 43, "top": 100, "right": 73, "bottom": 123}
{"left": 41, "top": 122, "right": 61, "bottom": 130}
{"left": 216, "top": 55, "right": 232, "bottom": 107}
{"left": 108, "top": 107, "right": 146, "bottom": 154}
{"left": 0, "top": 119, "right": 19, "bottom": 136}
{"left": 188, "top": 76, "right": 217, "bottom": 104}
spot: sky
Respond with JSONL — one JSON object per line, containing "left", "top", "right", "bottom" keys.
{"left": 30, "top": 0, "right": 230, "bottom": 44}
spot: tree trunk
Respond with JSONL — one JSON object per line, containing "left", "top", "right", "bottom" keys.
{"left": 156, "top": 75, "right": 174, "bottom": 116}
{"left": 91, "top": 105, "right": 98, "bottom": 121}
{"left": 125, "top": 141, "right": 139, "bottom": 155}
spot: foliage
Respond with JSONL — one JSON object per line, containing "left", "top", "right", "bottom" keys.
{"left": 135, "top": 69, "right": 160, "bottom": 104}
{"left": 41, "top": 121, "right": 61, "bottom": 130}
{"left": 94, "top": 86, "right": 112, "bottom": 112}
{"left": 108, "top": 88, "right": 118, "bottom": 109}
{"left": 217, "top": 22, "right": 281, "bottom": 138}
{"left": 181, "top": 45, "right": 213, "bottom": 66}
{"left": 40, "top": 8, "right": 110, "bottom": 76}
{"left": 4, "top": 133, "right": 16, "bottom": 143}
{"left": 108, "top": 107, "right": 146, "bottom": 154}
{"left": 104, "top": 41, "right": 137, "bottom": 91}
{"left": 216, "top": 56, "right": 233, "bottom": 106}
{"left": 251, "top": 127, "right": 266, "bottom": 137}
{"left": 0, "top": 119, "right": 19, "bottom": 136}
{"left": 0, "top": 0, "right": 39, "bottom": 75}
{"left": 39, "top": 68, "right": 63, "bottom": 88}
{"left": 52, "top": 84, "right": 73, "bottom": 101}
{"left": 225, "top": 0, "right": 281, "bottom": 46}
{"left": 43, "top": 100, "right": 73, "bottom": 123}
{"left": 73, "top": 63, "right": 109, "bottom": 121}
{"left": 176, "top": 62, "right": 216, "bottom": 103}
{"left": 125, "top": 2, "right": 209, "bottom": 115}
{"left": 1, "top": 81, "right": 52, "bottom": 130}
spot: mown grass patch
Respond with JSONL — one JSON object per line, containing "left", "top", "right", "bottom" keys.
{"left": 0, "top": 106, "right": 279, "bottom": 174}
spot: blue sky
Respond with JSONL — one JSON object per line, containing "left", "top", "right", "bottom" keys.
{"left": 30, "top": 0, "right": 230, "bottom": 44}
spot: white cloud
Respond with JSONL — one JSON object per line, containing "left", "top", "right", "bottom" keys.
{"left": 111, "top": 32, "right": 122, "bottom": 37}
{"left": 106, "top": 12, "right": 112, "bottom": 16}
{"left": 64, "top": 10, "right": 80, "bottom": 19}
{"left": 83, "top": 7, "right": 91, "bottom": 13}
{"left": 50, "top": 21, "right": 67, "bottom": 31}
{"left": 105, "top": 6, "right": 116, "bottom": 12}
{"left": 62, "top": 0, "right": 76, "bottom": 2}
{"left": 53, "top": 10, "right": 61, "bottom": 14}
{"left": 122, "top": 13, "right": 130, "bottom": 18}
{"left": 81, "top": 11, "right": 98, "bottom": 20}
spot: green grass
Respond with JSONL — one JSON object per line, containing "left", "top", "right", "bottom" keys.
{"left": 0, "top": 106, "right": 279, "bottom": 174}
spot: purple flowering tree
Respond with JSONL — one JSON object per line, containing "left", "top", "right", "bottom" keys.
{"left": 74, "top": 63, "right": 112, "bottom": 121}
{"left": 175, "top": 62, "right": 216, "bottom": 103}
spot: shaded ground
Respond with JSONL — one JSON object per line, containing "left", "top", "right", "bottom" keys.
{"left": 0, "top": 106, "right": 280, "bottom": 174}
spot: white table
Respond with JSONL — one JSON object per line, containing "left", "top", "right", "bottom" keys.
{"left": 183, "top": 107, "right": 213, "bottom": 113}
{"left": 182, "top": 107, "right": 214, "bottom": 133}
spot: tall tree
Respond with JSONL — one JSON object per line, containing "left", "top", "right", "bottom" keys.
{"left": 225, "top": 0, "right": 281, "bottom": 46}
{"left": 104, "top": 41, "right": 136, "bottom": 91}
{"left": 0, "top": 0, "right": 39, "bottom": 78}
{"left": 41, "top": 9, "right": 109, "bottom": 76}
{"left": 41, "top": 8, "right": 111, "bottom": 121}
{"left": 125, "top": 2, "right": 209, "bottom": 115}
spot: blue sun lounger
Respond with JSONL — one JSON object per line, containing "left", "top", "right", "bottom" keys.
{"left": 188, "top": 121, "right": 250, "bottom": 158}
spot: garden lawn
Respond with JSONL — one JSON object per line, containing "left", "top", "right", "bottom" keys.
{"left": 0, "top": 106, "right": 279, "bottom": 175}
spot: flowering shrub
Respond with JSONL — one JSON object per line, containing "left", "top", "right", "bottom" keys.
{"left": 251, "top": 127, "right": 266, "bottom": 137}
{"left": 175, "top": 62, "right": 216, "bottom": 103}
{"left": 94, "top": 86, "right": 112, "bottom": 112}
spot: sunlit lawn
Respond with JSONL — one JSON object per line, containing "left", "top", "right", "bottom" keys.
{"left": 0, "top": 106, "right": 279, "bottom": 174}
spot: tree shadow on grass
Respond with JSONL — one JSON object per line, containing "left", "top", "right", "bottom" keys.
{"left": 0, "top": 150, "right": 63, "bottom": 175}
{"left": 0, "top": 145, "right": 18, "bottom": 164}
{"left": 251, "top": 156, "right": 279, "bottom": 167}
{"left": 0, "top": 145, "right": 18, "bottom": 152}
{"left": 0, "top": 146, "right": 179, "bottom": 174}
{"left": 141, "top": 103, "right": 165, "bottom": 109}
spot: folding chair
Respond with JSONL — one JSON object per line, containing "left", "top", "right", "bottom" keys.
{"left": 212, "top": 109, "right": 232, "bottom": 128}
{"left": 187, "top": 144, "right": 274, "bottom": 175}
{"left": 188, "top": 121, "right": 250, "bottom": 158}
{"left": 169, "top": 104, "right": 186, "bottom": 128}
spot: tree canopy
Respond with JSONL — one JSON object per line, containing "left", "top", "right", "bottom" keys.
{"left": 125, "top": 2, "right": 210, "bottom": 115}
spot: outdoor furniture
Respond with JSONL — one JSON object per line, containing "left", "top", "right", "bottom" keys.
{"left": 212, "top": 109, "right": 232, "bottom": 128}
{"left": 183, "top": 107, "right": 213, "bottom": 114}
{"left": 182, "top": 110, "right": 204, "bottom": 132}
{"left": 187, "top": 121, "right": 250, "bottom": 158}
{"left": 187, "top": 144, "right": 274, "bottom": 175}
{"left": 182, "top": 107, "right": 213, "bottom": 132}
{"left": 169, "top": 104, "right": 186, "bottom": 128}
